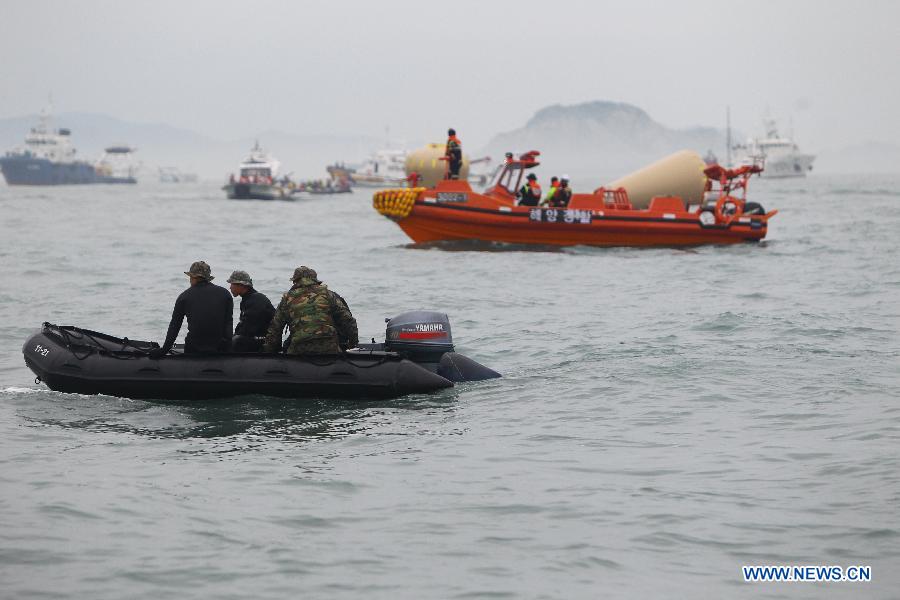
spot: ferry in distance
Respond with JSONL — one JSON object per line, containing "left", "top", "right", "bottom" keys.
{"left": 0, "top": 108, "right": 138, "bottom": 185}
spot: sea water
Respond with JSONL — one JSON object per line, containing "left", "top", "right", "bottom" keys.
{"left": 0, "top": 175, "right": 898, "bottom": 598}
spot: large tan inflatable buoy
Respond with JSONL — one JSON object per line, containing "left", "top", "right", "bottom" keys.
{"left": 405, "top": 143, "right": 470, "bottom": 188}
{"left": 607, "top": 150, "right": 708, "bottom": 209}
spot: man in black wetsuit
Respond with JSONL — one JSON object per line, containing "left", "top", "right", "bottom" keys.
{"left": 226, "top": 270, "right": 275, "bottom": 352}
{"left": 149, "top": 261, "right": 233, "bottom": 358}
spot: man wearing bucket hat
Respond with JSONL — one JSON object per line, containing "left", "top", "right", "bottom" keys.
{"left": 149, "top": 261, "right": 233, "bottom": 358}
{"left": 263, "top": 266, "right": 358, "bottom": 356}
{"left": 227, "top": 270, "right": 275, "bottom": 352}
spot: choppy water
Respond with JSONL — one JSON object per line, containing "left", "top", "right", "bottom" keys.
{"left": 1, "top": 175, "right": 898, "bottom": 598}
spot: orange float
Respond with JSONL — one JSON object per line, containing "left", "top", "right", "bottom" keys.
{"left": 373, "top": 151, "right": 777, "bottom": 247}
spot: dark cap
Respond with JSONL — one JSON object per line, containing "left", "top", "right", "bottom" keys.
{"left": 184, "top": 261, "right": 213, "bottom": 281}
{"left": 291, "top": 265, "right": 321, "bottom": 284}
{"left": 448, "top": 128, "right": 456, "bottom": 136}
{"left": 526, "top": 173, "right": 537, "bottom": 180}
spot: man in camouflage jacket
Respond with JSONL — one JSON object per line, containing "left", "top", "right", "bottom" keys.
{"left": 263, "top": 266, "right": 359, "bottom": 355}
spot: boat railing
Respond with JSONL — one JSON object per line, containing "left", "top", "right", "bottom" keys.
{"left": 703, "top": 163, "right": 762, "bottom": 203}
{"left": 591, "top": 187, "right": 633, "bottom": 210}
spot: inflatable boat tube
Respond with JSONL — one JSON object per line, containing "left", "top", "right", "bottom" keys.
{"left": 23, "top": 312, "right": 499, "bottom": 401}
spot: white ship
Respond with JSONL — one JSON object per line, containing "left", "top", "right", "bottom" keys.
{"left": 351, "top": 148, "right": 408, "bottom": 186}
{"left": 732, "top": 119, "right": 815, "bottom": 178}
{"left": 159, "top": 166, "right": 198, "bottom": 183}
{"left": 223, "top": 142, "right": 292, "bottom": 200}
{"left": 327, "top": 147, "right": 407, "bottom": 187}
{"left": 94, "top": 146, "right": 139, "bottom": 184}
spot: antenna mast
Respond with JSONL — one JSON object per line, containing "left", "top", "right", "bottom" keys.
{"left": 725, "top": 106, "right": 732, "bottom": 167}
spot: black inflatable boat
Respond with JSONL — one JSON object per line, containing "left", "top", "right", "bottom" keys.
{"left": 23, "top": 311, "right": 499, "bottom": 401}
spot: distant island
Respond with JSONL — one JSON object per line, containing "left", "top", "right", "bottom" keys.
{"left": 482, "top": 100, "right": 727, "bottom": 180}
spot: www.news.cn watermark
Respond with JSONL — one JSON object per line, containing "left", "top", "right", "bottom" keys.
{"left": 743, "top": 565, "right": 871, "bottom": 582}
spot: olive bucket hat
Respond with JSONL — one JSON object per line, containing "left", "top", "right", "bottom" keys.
{"left": 184, "top": 260, "right": 213, "bottom": 281}
{"left": 226, "top": 270, "right": 252, "bottom": 286}
{"left": 291, "top": 265, "right": 321, "bottom": 284}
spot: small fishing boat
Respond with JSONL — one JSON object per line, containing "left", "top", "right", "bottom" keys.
{"left": 159, "top": 167, "right": 198, "bottom": 183}
{"left": 23, "top": 312, "right": 499, "bottom": 401}
{"left": 373, "top": 150, "right": 776, "bottom": 247}
{"left": 330, "top": 148, "right": 408, "bottom": 188}
{"left": 298, "top": 180, "right": 353, "bottom": 195}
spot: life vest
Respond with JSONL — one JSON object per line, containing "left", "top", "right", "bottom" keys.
{"left": 552, "top": 184, "right": 572, "bottom": 207}
{"left": 521, "top": 181, "right": 541, "bottom": 199}
{"left": 445, "top": 136, "right": 462, "bottom": 159}
{"left": 545, "top": 182, "right": 558, "bottom": 202}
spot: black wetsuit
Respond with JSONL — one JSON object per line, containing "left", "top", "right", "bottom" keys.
{"left": 161, "top": 281, "right": 233, "bottom": 354}
{"left": 233, "top": 288, "right": 275, "bottom": 352}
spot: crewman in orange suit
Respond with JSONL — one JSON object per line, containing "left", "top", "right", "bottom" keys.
{"left": 445, "top": 128, "right": 462, "bottom": 180}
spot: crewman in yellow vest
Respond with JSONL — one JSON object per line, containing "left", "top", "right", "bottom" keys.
{"left": 541, "top": 176, "right": 560, "bottom": 206}
{"left": 518, "top": 173, "right": 542, "bottom": 206}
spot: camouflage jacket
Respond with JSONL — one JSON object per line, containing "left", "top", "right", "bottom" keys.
{"left": 263, "top": 282, "right": 358, "bottom": 355}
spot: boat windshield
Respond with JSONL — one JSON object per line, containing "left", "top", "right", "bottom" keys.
{"left": 488, "top": 163, "right": 523, "bottom": 195}
{"left": 487, "top": 163, "right": 505, "bottom": 188}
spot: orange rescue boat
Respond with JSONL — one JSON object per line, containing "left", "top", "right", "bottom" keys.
{"left": 373, "top": 151, "right": 777, "bottom": 247}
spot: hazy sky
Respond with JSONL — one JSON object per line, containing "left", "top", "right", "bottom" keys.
{"left": 1, "top": 0, "right": 898, "bottom": 150}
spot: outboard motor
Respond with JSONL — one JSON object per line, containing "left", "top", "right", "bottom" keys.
{"left": 380, "top": 311, "right": 500, "bottom": 383}
{"left": 384, "top": 311, "right": 454, "bottom": 363}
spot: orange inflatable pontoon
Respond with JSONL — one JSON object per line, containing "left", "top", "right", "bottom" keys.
{"left": 373, "top": 151, "right": 777, "bottom": 247}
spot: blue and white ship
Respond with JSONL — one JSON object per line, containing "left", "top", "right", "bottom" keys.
{"left": 0, "top": 108, "right": 137, "bottom": 185}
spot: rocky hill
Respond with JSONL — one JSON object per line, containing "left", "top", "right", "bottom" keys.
{"left": 483, "top": 101, "right": 727, "bottom": 181}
